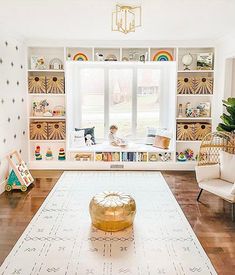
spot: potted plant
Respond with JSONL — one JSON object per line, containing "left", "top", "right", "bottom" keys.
{"left": 217, "top": 97, "right": 235, "bottom": 133}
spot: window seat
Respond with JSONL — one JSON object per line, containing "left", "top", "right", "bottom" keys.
{"left": 68, "top": 141, "right": 174, "bottom": 153}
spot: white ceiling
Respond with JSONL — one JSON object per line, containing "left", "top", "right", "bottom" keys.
{"left": 0, "top": 0, "right": 235, "bottom": 42}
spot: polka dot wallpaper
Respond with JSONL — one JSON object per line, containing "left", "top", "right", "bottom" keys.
{"left": 0, "top": 38, "right": 27, "bottom": 188}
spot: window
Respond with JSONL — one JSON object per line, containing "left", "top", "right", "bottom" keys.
{"left": 80, "top": 69, "right": 104, "bottom": 137}
{"left": 67, "top": 62, "right": 176, "bottom": 145}
{"left": 137, "top": 69, "right": 160, "bottom": 137}
{"left": 109, "top": 69, "right": 133, "bottom": 137}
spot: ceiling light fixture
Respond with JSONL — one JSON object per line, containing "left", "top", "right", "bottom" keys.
{"left": 112, "top": 4, "right": 142, "bottom": 34}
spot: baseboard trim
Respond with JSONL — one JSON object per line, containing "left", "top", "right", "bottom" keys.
{"left": 0, "top": 179, "right": 6, "bottom": 194}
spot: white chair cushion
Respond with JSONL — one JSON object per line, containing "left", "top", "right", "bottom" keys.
{"left": 195, "top": 164, "right": 220, "bottom": 183}
{"left": 199, "top": 179, "right": 235, "bottom": 202}
{"left": 219, "top": 151, "right": 235, "bottom": 183}
{"left": 231, "top": 183, "right": 235, "bottom": 195}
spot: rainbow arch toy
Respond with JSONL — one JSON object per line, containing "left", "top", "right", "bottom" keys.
{"left": 73, "top": 52, "right": 88, "bottom": 61}
{"left": 153, "top": 50, "right": 174, "bottom": 61}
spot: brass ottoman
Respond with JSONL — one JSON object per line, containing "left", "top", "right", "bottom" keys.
{"left": 89, "top": 191, "right": 136, "bottom": 232}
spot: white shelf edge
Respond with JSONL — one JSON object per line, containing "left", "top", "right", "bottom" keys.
{"left": 30, "top": 140, "right": 66, "bottom": 143}
{"left": 176, "top": 117, "right": 212, "bottom": 120}
{"left": 177, "top": 94, "right": 213, "bottom": 97}
{"left": 177, "top": 70, "right": 214, "bottom": 73}
{"left": 29, "top": 116, "right": 66, "bottom": 120}
{"left": 28, "top": 93, "right": 65, "bottom": 96}
{"left": 28, "top": 69, "right": 64, "bottom": 72}
{"left": 176, "top": 140, "right": 201, "bottom": 143}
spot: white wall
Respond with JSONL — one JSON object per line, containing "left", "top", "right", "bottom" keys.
{"left": 0, "top": 36, "right": 28, "bottom": 193}
{"left": 214, "top": 33, "right": 235, "bottom": 127}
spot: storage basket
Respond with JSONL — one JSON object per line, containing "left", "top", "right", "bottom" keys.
{"left": 177, "top": 123, "right": 195, "bottom": 141}
{"left": 177, "top": 77, "right": 194, "bottom": 94}
{"left": 194, "top": 123, "right": 211, "bottom": 140}
{"left": 30, "top": 121, "right": 48, "bottom": 140}
{"left": 28, "top": 76, "right": 46, "bottom": 93}
{"left": 194, "top": 76, "right": 213, "bottom": 94}
{"left": 47, "top": 121, "right": 66, "bottom": 140}
{"left": 46, "top": 76, "right": 64, "bottom": 94}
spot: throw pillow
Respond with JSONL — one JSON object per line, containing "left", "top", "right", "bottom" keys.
{"left": 75, "top": 127, "right": 95, "bottom": 144}
{"left": 71, "top": 130, "right": 85, "bottom": 147}
{"left": 145, "top": 127, "right": 156, "bottom": 145}
{"left": 219, "top": 150, "right": 235, "bottom": 183}
{"left": 195, "top": 164, "right": 220, "bottom": 183}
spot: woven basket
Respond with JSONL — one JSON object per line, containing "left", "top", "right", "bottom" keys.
{"left": 30, "top": 121, "right": 48, "bottom": 140}
{"left": 47, "top": 121, "right": 66, "bottom": 140}
{"left": 195, "top": 123, "right": 211, "bottom": 140}
{"left": 28, "top": 76, "right": 46, "bottom": 93}
{"left": 177, "top": 123, "right": 195, "bottom": 141}
{"left": 177, "top": 77, "right": 194, "bottom": 94}
{"left": 194, "top": 77, "right": 213, "bottom": 94}
{"left": 46, "top": 76, "right": 64, "bottom": 94}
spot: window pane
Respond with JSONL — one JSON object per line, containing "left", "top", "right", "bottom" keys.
{"left": 137, "top": 69, "right": 160, "bottom": 138}
{"left": 109, "top": 69, "right": 132, "bottom": 137}
{"left": 80, "top": 69, "right": 104, "bottom": 138}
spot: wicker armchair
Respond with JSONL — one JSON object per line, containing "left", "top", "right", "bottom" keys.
{"left": 197, "top": 131, "right": 235, "bottom": 166}
{"left": 196, "top": 132, "right": 235, "bottom": 220}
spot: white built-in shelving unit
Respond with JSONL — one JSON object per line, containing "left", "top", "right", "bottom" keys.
{"left": 26, "top": 46, "right": 215, "bottom": 170}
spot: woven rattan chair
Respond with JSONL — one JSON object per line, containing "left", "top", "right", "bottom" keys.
{"left": 196, "top": 131, "right": 235, "bottom": 220}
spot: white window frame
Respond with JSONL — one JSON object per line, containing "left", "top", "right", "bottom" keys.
{"left": 66, "top": 62, "right": 176, "bottom": 147}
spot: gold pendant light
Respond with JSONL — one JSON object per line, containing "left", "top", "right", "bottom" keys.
{"left": 112, "top": 4, "right": 142, "bottom": 34}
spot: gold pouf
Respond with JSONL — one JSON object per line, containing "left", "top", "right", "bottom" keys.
{"left": 89, "top": 191, "right": 136, "bottom": 232}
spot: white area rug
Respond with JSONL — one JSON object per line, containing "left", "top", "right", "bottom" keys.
{"left": 0, "top": 172, "right": 216, "bottom": 275}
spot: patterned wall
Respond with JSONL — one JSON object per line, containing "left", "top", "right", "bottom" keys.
{"left": 0, "top": 37, "right": 27, "bottom": 192}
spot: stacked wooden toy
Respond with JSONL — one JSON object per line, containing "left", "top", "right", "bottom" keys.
{"left": 58, "top": 148, "right": 66, "bottom": 160}
{"left": 46, "top": 148, "right": 53, "bottom": 160}
{"left": 35, "top": 146, "right": 42, "bottom": 160}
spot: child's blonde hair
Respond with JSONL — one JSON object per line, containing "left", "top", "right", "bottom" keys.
{"left": 110, "top": 125, "right": 118, "bottom": 130}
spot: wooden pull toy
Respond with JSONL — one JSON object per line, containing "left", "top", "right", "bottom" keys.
{"left": 5, "top": 150, "right": 34, "bottom": 192}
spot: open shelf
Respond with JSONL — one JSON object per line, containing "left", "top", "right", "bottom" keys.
{"left": 26, "top": 45, "right": 215, "bottom": 170}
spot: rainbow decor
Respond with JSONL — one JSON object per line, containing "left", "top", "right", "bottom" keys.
{"left": 153, "top": 50, "right": 174, "bottom": 61}
{"left": 73, "top": 52, "right": 88, "bottom": 61}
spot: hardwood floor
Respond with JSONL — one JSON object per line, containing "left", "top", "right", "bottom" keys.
{"left": 0, "top": 170, "right": 234, "bottom": 274}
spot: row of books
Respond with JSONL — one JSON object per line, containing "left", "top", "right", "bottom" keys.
{"left": 96, "top": 152, "right": 120, "bottom": 162}
{"left": 73, "top": 152, "right": 171, "bottom": 162}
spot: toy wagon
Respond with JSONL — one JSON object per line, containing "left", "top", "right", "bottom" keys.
{"left": 5, "top": 150, "right": 34, "bottom": 192}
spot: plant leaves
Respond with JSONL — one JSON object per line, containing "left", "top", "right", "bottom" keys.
{"left": 220, "top": 113, "right": 234, "bottom": 125}
{"left": 217, "top": 123, "right": 235, "bottom": 132}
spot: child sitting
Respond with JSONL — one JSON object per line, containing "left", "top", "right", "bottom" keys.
{"left": 108, "top": 125, "right": 127, "bottom": 147}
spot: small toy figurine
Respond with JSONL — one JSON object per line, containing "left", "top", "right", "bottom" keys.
{"left": 35, "top": 146, "right": 42, "bottom": 160}
{"left": 58, "top": 148, "right": 66, "bottom": 160}
{"left": 85, "top": 134, "right": 94, "bottom": 146}
{"left": 178, "top": 104, "right": 183, "bottom": 118}
{"left": 46, "top": 147, "right": 53, "bottom": 160}
{"left": 177, "top": 152, "right": 187, "bottom": 162}
{"left": 185, "top": 148, "right": 194, "bottom": 161}
{"left": 108, "top": 125, "right": 127, "bottom": 147}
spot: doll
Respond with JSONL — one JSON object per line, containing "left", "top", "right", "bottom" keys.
{"left": 85, "top": 134, "right": 94, "bottom": 146}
